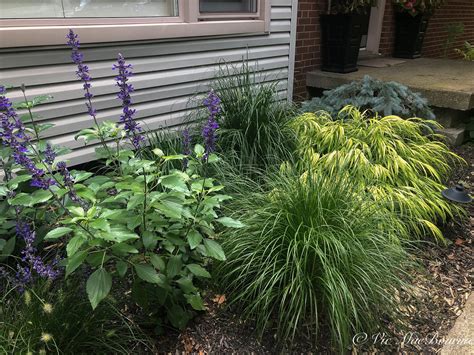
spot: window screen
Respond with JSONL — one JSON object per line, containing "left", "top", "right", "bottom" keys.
{"left": 0, "top": 0, "right": 178, "bottom": 19}
{"left": 199, "top": 0, "right": 257, "bottom": 13}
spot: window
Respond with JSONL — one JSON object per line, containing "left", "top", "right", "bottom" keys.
{"left": 0, "top": 0, "right": 270, "bottom": 48}
{"left": 1, "top": 0, "right": 179, "bottom": 19}
{"left": 200, "top": 0, "right": 257, "bottom": 13}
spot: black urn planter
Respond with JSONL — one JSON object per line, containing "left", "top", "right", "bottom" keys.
{"left": 393, "top": 12, "right": 430, "bottom": 59}
{"left": 320, "top": 14, "right": 366, "bottom": 73}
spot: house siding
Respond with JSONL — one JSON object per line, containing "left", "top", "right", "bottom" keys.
{"left": 0, "top": 0, "right": 296, "bottom": 165}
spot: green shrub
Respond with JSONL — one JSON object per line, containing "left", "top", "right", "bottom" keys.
{"left": 301, "top": 75, "right": 435, "bottom": 120}
{"left": 455, "top": 41, "right": 474, "bottom": 61}
{"left": 216, "top": 165, "right": 413, "bottom": 351}
{"left": 0, "top": 278, "right": 153, "bottom": 354}
{"left": 290, "top": 106, "right": 464, "bottom": 239}
{"left": 211, "top": 60, "right": 297, "bottom": 169}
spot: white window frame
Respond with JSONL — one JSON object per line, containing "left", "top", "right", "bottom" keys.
{"left": 0, "top": 0, "right": 271, "bottom": 48}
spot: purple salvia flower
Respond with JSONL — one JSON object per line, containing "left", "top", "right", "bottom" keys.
{"left": 43, "top": 143, "right": 56, "bottom": 165}
{"left": 182, "top": 128, "right": 191, "bottom": 169}
{"left": 56, "top": 161, "right": 87, "bottom": 209}
{"left": 15, "top": 220, "right": 60, "bottom": 288}
{"left": 113, "top": 53, "right": 144, "bottom": 150}
{"left": 0, "top": 91, "right": 55, "bottom": 190}
{"left": 201, "top": 90, "right": 221, "bottom": 158}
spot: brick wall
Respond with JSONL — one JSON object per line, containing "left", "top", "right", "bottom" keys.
{"left": 293, "top": 0, "right": 328, "bottom": 100}
{"left": 379, "top": 0, "right": 474, "bottom": 58}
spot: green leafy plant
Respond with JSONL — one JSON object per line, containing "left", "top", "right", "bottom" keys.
{"left": 455, "top": 41, "right": 474, "bottom": 61}
{"left": 210, "top": 60, "right": 297, "bottom": 170}
{"left": 0, "top": 278, "right": 154, "bottom": 354}
{"left": 290, "top": 106, "right": 464, "bottom": 239}
{"left": 0, "top": 30, "right": 242, "bottom": 334}
{"left": 301, "top": 75, "right": 435, "bottom": 119}
{"left": 216, "top": 165, "right": 413, "bottom": 351}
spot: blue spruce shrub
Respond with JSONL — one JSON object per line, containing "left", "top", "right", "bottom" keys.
{"left": 301, "top": 75, "right": 435, "bottom": 120}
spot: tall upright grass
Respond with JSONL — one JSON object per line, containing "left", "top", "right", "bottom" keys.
{"left": 212, "top": 60, "right": 297, "bottom": 170}
{"left": 216, "top": 165, "right": 414, "bottom": 351}
{"left": 290, "top": 106, "right": 465, "bottom": 239}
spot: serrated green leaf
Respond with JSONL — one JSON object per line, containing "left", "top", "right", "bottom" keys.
{"left": 134, "top": 264, "right": 162, "bottom": 284}
{"left": 66, "top": 234, "right": 86, "bottom": 257}
{"left": 116, "top": 260, "right": 128, "bottom": 277}
{"left": 149, "top": 254, "right": 166, "bottom": 271}
{"left": 203, "top": 239, "right": 226, "bottom": 261}
{"left": 187, "top": 229, "right": 203, "bottom": 249}
{"left": 216, "top": 217, "right": 245, "bottom": 228}
{"left": 167, "top": 255, "right": 182, "bottom": 278}
{"left": 66, "top": 250, "right": 87, "bottom": 277}
{"left": 187, "top": 264, "right": 211, "bottom": 278}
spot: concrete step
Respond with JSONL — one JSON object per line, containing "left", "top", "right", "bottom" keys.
{"left": 437, "top": 127, "right": 467, "bottom": 146}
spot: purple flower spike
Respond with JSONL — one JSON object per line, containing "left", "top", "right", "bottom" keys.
{"left": 56, "top": 161, "right": 87, "bottom": 209}
{"left": 16, "top": 220, "right": 60, "bottom": 288}
{"left": 201, "top": 90, "right": 221, "bottom": 158}
{"left": 0, "top": 91, "right": 55, "bottom": 190}
{"left": 113, "top": 53, "right": 144, "bottom": 150}
{"left": 43, "top": 143, "right": 56, "bottom": 165}
{"left": 182, "top": 128, "right": 191, "bottom": 169}
{"left": 66, "top": 29, "right": 99, "bottom": 124}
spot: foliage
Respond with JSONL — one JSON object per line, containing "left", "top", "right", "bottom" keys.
{"left": 328, "top": 0, "right": 376, "bottom": 14}
{"left": 290, "top": 107, "right": 464, "bottom": 239}
{"left": 210, "top": 60, "right": 297, "bottom": 170}
{"left": 0, "top": 30, "right": 242, "bottom": 335}
{"left": 455, "top": 41, "right": 474, "bottom": 61}
{"left": 0, "top": 277, "right": 153, "bottom": 354}
{"left": 301, "top": 75, "right": 435, "bottom": 120}
{"left": 216, "top": 165, "right": 413, "bottom": 351}
{"left": 392, "top": 0, "right": 445, "bottom": 16}
{"left": 443, "top": 22, "right": 464, "bottom": 57}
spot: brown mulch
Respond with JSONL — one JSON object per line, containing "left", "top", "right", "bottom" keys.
{"left": 152, "top": 143, "right": 473, "bottom": 354}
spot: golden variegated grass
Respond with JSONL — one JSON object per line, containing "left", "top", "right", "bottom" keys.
{"left": 290, "top": 106, "right": 465, "bottom": 240}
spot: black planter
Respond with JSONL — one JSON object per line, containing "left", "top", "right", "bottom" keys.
{"left": 320, "top": 14, "right": 366, "bottom": 73}
{"left": 393, "top": 12, "right": 430, "bottom": 59}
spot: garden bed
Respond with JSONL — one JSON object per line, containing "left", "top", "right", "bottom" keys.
{"left": 152, "top": 143, "right": 473, "bottom": 353}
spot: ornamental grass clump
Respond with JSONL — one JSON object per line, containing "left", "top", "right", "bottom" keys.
{"left": 216, "top": 165, "right": 413, "bottom": 351}
{"left": 290, "top": 106, "right": 464, "bottom": 239}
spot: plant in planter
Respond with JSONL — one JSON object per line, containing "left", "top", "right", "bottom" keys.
{"left": 320, "top": 0, "right": 376, "bottom": 73}
{"left": 392, "top": 0, "right": 445, "bottom": 58}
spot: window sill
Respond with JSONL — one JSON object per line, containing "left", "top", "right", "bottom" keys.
{"left": 0, "top": 20, "right": 268, "bottom": 48}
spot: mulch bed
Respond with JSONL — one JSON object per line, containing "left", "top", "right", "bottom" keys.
{"left": 152, "top": 143, "right": 474, "bottom": 354}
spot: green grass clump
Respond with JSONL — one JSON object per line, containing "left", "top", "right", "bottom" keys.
{"left": 290, "top": 106, "right": 464, "bottom": 240}
{"left": 0, "top": 278, "right": 153, "bottom": 354}
{"left": 216, "top": 165, "right": 413, "bottom": 351}
{"left": 212, "top": 60, "right": 297, "bottom": 170}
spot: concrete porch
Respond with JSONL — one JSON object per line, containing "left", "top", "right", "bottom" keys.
{"left": 307, "top": 58, "right": 474, "bottom": 112}
{"left": 306, "top": 57, "right": 474, "bottom": 144}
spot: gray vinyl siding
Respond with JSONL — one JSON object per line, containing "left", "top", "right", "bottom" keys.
{"left": 0, "top": 0, "right": 295, "bottom": 166}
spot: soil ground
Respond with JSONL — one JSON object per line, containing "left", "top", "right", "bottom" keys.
{"left": 150, "top": 143, "right": 473, "bottom": 354}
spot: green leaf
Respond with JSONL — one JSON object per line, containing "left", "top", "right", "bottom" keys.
{"left": 176, "top": 277, "right": 197, "bottom": 293}
{"left": 0, "top": 186, "right": 9, "bottom": 197}
{"left": 44, "top": 227, "right": 73, "bottom": 240}
{"left": 160, "top": 174, "right": 188, "bottom": 193}
{"left": 116, "top": 260, "right": 128, "bottom": 277}
{"left": 167, "top": 304, "right": 191, "bottom": 329}
{"left": 111, "top": 242, "right": 139, "bottom": 255}
{"left": 99, "top": 227, "right": 139, "bottom": 243}
{"left": 66, "top": 250, "right": 88, "bottom": 277}
{"left": 66, "top": 234, "right": 86, "bottom": 257}
{"left": 68, "top": 206, "right": 85, "bottom": 217}
{"left": 187, "top": 229, "right": 203, "bottom": 250}
{"left": 167, "top": 255, "right": 182, "bottom": 278}
{"left": 127, "top": 193, "right": 145, "bottom": 210}
{"left": 86, "top": 268, "right": 112, "bottom": 310}
{"left": 8, "top": 193, "right": 32, "bottom": 206}
{"left": 142, "top": 231, "right": 157, "bottom": 250}
{"left": 0, "top": 236, "right": 15, "bottom": 261}
{"left": 134, "top": 264, "right": 162, "bottom": 284}
{"left": 89, "top": 218, "right": 110, "bottom": 232}
{"left": 194, "top": 144, "right": 205, "bottom": 156}
{"left": 0, "top": 239, "right": 5, "bottom": 251}
{"left": 187, "top": 264, "right": 211, "bottom": 278}
{"left": 156, "top": 199, "right": 183, "bottom": 219}
{"left": 149, "top": 254, "right": 166, "bottom": 271}
{"left": 7, "top": 175, "right": 31, "bottom": 189}
{"left": 203, "top": 239, "right": 226, "bottom": 261}
{"left": 152, "top": 148, "right": 164, "bottom": 157}
{"left": 216, "top": 217, "right": 245, "bottom": 228}
{"left": 30, "top": 189, "right": 53, "bottom": 205}
{"left": 185, "top": 294, "right": 205, "bottom": 311}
